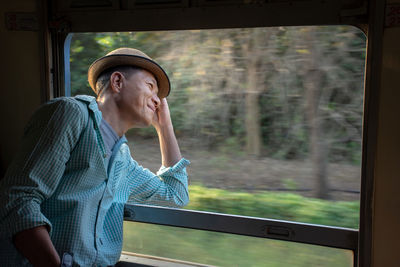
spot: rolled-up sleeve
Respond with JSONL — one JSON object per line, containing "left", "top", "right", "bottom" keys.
{"left": 0, "top": 98, "right": 86, "bottom": 239}
{"left": 127, "top": 158, "right": 190, "bottom": 207}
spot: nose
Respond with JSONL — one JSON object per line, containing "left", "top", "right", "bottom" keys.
{"left": 152, "top": 93, "right": 160, "bottom": 108}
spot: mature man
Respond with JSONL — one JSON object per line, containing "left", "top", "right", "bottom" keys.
{"left": 0, "top": 48, "right": 189, "bottom": 266}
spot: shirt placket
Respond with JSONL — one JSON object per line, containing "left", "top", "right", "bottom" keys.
{"left": 91, "top": 115, "right": 110, "bottom": 265}
{"left": 93, "top": 131, "right": 127, "bottom": 266}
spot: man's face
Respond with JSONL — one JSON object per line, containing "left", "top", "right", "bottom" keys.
{"left": 118, "top": 69, "right": 160, "bottom": 128}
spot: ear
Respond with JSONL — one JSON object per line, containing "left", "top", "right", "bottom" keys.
{"left": 110, "top": 71, "right": 124, "bottom": 93}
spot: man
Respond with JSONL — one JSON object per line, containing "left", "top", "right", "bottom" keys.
{"left": 0, "top": 48, "right": 189, "bottom": 266}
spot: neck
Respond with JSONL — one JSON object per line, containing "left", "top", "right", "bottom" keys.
{"left": 96, "top": 94, "right": 127, "bottom": 137}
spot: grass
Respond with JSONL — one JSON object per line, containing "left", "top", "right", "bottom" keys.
{"left": 186, "top": 185, "right": 359, "bottom": 229}
{"left": 123, "top": 222, "right": 353, "bottom": 267}
{"left": 122, "top": 185, "right": 358, "bottom": 266}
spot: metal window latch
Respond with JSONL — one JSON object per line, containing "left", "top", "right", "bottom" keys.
{"left": 264, "top": 225, "right": 294, "bottom": 238}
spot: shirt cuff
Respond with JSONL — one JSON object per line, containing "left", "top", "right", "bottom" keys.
{"left": 0, "top": 201, "right": 52, "bottom": 240}
{"left": 157, "top": 158, "right": 190, "bottom": 176}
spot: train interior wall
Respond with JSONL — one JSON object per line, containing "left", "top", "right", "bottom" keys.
{"left": 0, "top": 0, "right": 399, "bottom": 266}
{"left": 0, "top": 0, "right": 42, "bottom": 169}
{"left": 373, "top": 0, "right": 400, "bottom": 265}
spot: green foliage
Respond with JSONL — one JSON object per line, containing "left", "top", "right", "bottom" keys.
{"left": 123, "top": 221, "right": 353, "bottom": 267}
{"left": 186, "top": 185, "right": 359, "bottom": 229}
{"left": 70, "top": 33, "right": 103, "bottom": 96}
{"left": 69, "top": 26, "right": 366, "bottom": 164}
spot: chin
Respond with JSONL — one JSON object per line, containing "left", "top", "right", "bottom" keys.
{"left": 130, "top": 119, "right": 152, "bottom": 129}
{"left": 137, "top": 120, "right": 153, "bottom": 128}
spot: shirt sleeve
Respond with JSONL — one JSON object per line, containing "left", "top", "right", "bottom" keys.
{"left": 0, "top": 98, "right": 87, "bottom": 239}
{"left": 127, "top": 158, "right": 190, "bottom": 208}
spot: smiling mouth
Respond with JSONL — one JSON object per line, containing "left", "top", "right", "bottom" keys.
{"left": 147, "top": 105, "right": 156, "bottom": 113}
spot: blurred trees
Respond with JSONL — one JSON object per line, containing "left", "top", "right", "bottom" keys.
{"left": 70, "top": 26, "right": 366, "bottom": 198}
{"left": 303, "top": 28, "right": 330, "bottom": 199}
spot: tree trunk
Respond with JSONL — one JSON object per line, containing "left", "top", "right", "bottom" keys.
{"left": 245, "top": 68, "right": 262, "bottom": 156}
{"left": 243, "top": 29, "right": 266, "bottom": 157}
{"left": 305, "top": 70, "right": 330, "bottom": 199}
{"left": 303, "top": 28, "right": 330, "bottom": 199}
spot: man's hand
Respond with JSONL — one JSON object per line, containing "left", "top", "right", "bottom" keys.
{"left": 151, "top": 98, "right": 182, "bottom": 167}
{"left": 14, "top": 226, "right": 61, "bottom": 267}
{"left": 152, "top": 98, "right": 172, "bottom": 131}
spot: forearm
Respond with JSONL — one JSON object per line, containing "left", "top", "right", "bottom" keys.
{"left": 153, "top": 98, "right": 182, "bottom": 167}
{"left": 157, "top": 123, "right": 182, "bottom": 167}
{"left": 13, "top": 225, "right": 60, "bottom": 267}
{"left": 129, "top": 157, "right": 190, "bottom": 207}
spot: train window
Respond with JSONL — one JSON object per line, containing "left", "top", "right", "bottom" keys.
{"left": 68, "top": 26, "right": 365, "bottom": 265}
{"left": 69, "top": 26, "right": 365, "bottom": 227}
{"left": 122, "top": 221, "right": 354, "bottom": 267}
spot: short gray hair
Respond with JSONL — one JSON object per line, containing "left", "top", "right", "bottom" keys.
{"left": 95, "top": 65, "right": 141, "bottom": 96}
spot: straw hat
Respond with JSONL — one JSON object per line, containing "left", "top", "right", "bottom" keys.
{"left": 88, "top": 48, "right": 170, "bottom": 98}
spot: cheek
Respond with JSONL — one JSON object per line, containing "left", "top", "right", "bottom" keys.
{"left": 127, "top": 91, "right": 141, "bottom": 107}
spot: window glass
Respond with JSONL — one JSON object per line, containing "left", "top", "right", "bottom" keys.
{"left": 70, "top": 26, "right": 366, "bottom": 229}
{"left": 122, "top": 221, "right": 354, "bottom": 267}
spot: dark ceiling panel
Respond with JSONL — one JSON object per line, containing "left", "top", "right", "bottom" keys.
{"left": 50, "top": 0, "right": 368, "bottom": 32}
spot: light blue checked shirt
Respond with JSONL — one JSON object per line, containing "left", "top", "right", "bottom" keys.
{"left": 0, "top": 95, "right": 189, "bottom": 266}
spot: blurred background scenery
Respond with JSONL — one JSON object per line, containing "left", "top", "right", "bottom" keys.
{"left": 70, "top": 26, "right": 365, "bottom": 266}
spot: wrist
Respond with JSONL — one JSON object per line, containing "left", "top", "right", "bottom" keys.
{"left": 155, "top": 122, "right": 174, "bottom": 134}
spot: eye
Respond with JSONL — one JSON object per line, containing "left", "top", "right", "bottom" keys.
{"left": 147, "top": 80, "right": 159, "bottom": 94}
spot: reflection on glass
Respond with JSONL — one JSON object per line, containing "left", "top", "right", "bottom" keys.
{"left": 122, "top": 221, "right": 353, "bottom": 267}
{"left": 70, "top": 26, "right": 365, "bottom": 229}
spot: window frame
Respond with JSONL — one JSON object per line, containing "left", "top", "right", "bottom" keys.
{"left": 124, "top": 204, "right": 359, "bottom": 250}
{"left": 42, "top": 1, "right": 379, "bottom": 266}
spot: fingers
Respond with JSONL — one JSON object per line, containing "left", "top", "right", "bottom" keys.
{"left": 157, "top": 98, "right": 170, "bottom": 114}
{"left": 159, "top": 98, "right": 168, "bottom": 108}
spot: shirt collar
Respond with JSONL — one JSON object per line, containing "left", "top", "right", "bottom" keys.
{"left": 74, "top": 95, "right": 128, "bottom": 144}
{"left": 74, "top": 95, "right": 102, "bottom": 127}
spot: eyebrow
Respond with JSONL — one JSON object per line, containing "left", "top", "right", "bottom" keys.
{"left": 148, "top": 77, "right": 157, "bottom": 86}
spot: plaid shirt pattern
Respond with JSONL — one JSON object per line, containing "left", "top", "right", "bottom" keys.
{"left": 0, "top": 95, "right": 189, "bottom": 266}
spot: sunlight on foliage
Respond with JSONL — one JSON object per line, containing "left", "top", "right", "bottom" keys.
{"left": 96, "top": 35, "right": 115, "bottom": 47}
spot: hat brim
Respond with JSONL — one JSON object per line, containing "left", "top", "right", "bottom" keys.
{"left": 88, "top": 54, "right": 170, "bottom": 98}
